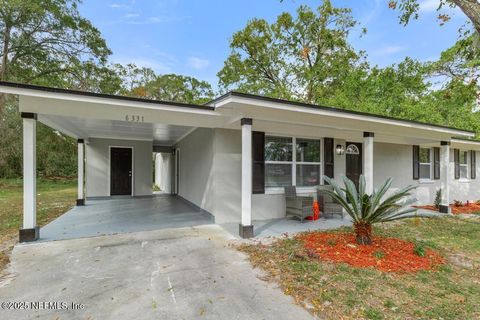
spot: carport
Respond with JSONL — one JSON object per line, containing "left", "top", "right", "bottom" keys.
{"left": 40, "top": 195, "right": 214, "bottom": 241}
{"left": 0, "top": 81, "right": 225, "bottom": 242}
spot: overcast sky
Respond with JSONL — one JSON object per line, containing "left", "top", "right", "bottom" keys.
{"left": 80, "top": 0, "right": 468, "bottom": 89}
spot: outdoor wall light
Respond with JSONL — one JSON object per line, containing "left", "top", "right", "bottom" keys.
{"left": 335, "top": 144, "right": 345, "bottom": 155}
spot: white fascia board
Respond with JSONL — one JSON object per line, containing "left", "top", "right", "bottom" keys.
{"left": 2, "top": 85, "right": 220, "bottom": 116}
{"left": 451, "top": 138, "right": 480, "bottom": 150}
{"left": 224, "top": 95, "right": 474, "bottom": 138}
{"left": 19, "top": 95, "right": 222, "bottom": 128}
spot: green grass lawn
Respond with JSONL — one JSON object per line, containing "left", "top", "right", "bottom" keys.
{"left": 239, "top": 217, "right": 480, "bottom": 320}
{"left": 0, "top": 178, "right": 76, "bottom": 269}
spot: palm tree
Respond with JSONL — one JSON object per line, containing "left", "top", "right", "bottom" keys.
{"left": 323, "top": 175, "right": 433, "bottom": 245}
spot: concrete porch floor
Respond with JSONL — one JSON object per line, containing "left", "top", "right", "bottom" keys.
{"left": 221, "top": 216, "right": 353, "bottom": 239}
{"left": 40, "top": 195, "right": 214, "bottom": 241}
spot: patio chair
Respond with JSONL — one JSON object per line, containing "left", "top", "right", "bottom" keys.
{"left": 284, "top": 186, "right": 314, "bottom": 222}
{"left": 316, "top": 185, "right": 344, "bottom": 219}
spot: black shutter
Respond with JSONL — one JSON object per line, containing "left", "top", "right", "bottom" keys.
{"left": 324, "top": 138, "right": 334, "bottom": 180}
{"left": 412, "top": 145, "right": 420, "bottom": 180}
{"left": 471, "top": 150, "right": 476, "bottom": 179}
{"left": 454, "top": 149, "right": 460, "bottom": 180}
{"left": 433, "top": 147, "right": 440, "bottom": 180}
{"left": 252, "top": 131, "right": 265, "bottom": 194}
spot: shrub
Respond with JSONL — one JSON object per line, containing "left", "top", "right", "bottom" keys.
{"left": 434, "top": 189, "right": 442, "bottom": 209}
{"left": 323, "top": 175, "right": 435, "bottom": 245}
{"left": 413, "top": 241, "right": 426, "bottom": 257}
{"left": 453, "top": 200, "right": 463, "bottom": 207}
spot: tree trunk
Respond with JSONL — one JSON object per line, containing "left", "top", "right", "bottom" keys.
{"left": 354, "top": 222, "right": 372, "bottom": 245}
{"left": 0, "top": 23, "right": 12, "bottom": 120}
{"left": 453, "top": 0, "right": 480, "bottom": 35}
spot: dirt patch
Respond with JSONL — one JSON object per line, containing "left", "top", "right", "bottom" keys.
{"left": 0, "top": 234, "right": 16, "bottom": 272}
{"left": 448, "top": 253, "right": 475, "bottom": 269}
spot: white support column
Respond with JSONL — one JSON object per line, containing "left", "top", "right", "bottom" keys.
{"left": 363, "top": 132, "right": 374, "bottom": 194}
{"left": 439, "top": 141, "right": 451, "bottom": 213}
{"left": 77, "top": 139, "right": 85, "bottom": 206}
{"left": 20, "top": 113, "right": 39, "bottom": 242}
{"left": 240, "top": 118, "right": 253, "bottom": 238}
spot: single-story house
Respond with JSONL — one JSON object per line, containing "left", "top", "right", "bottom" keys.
{"left": 1, "top": 81, "right": 480, "bottom": 242}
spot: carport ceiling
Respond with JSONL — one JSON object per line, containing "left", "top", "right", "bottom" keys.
{"left": 39, "top": 114, "right": 194, "bottom": 146}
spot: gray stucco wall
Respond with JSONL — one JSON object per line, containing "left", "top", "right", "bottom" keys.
{"left": 373, "top": 142, "right": 437, "bottom": 203}
{"left": 86, "top": 138, "right": 153, "bottom": 197}
{"left": 175, "top": 128, "right": 215, "bottom": 214}
{"left": 450, "top": 150, "right": 479, "bottom": 201}
{"left": 374, "top": 143, "right": 480, "bottom": 204}
{"left": 176, "top": 128, "right": 480, "bottom": 224}
{"left": 212, "top": 128, "right": 316, "bottom": 223}
{"left": 212, "top": 129, "right": 242, "bottom": 223}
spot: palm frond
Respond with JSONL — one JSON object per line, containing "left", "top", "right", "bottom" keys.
{"left": 324, "top": 175, "right": 422, "bottom": 226}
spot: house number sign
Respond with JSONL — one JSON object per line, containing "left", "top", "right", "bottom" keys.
{"left": 124, "top": 114, "right": 144, "bottom": 122}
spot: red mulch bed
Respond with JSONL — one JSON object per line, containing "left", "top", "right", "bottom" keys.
{"left": 297, "top": 232, "right": 444, "bottom": 273}
{"left": 416, "top": 203, "right": 480, "bottom": 214}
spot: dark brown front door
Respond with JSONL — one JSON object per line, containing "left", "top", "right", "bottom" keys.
{"left": 110, "top": 147, "right": 132, "bottom": 196}
{"left": 346, "top": 142, "right": 362, "bottom": 189}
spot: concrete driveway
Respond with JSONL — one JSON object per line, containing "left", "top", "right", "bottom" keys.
{"left": 0, "top": 225, "right": 314, "bottom": 320}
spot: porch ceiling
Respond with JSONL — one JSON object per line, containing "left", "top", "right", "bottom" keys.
{"left": 39, "top": 114, "right": 194, "bottom": 145}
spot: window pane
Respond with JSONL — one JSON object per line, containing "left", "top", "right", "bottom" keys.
{"left": 296, "top": 139, "right": 320, "bottom": 162}
{"left": 419, "top": 148, "right": 430, "bottom": 163}
{"left": 460, "top": 151, "right": 467, "bottom": 164}
{"left": 265, "top": 164, "right": 292, "bottom": 187}
{"left": 460, "top": 165, "right": 468, "bottom": 179}
{"left": 420, "top": 164, "right": 431, "bottom": 179}
{"left": 265, "top": 136, "right": 292, "bottom": 161}
{"left": 296, "top": 164, "right": 320, "bottom": 187}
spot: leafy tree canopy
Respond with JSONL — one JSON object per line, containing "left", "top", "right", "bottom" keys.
{"left": 220, "top": 1, "right": 479, "bottom": 135}
{"left": 0, "top": 0, "right": 111, "bottom": 85}
{"left": 113, "top": 64, "right": 215, "bottom": 104}
{"left": 218, "top": 0, "right": 367, "bottom": 104}
{"left": 388, "top": 0, "right": 480, "bottom": 35}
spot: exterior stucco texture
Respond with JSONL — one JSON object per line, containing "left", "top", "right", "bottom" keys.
{"left": 177, "top": 129, "right": 480, "bottom": 224}
{"left": 86, "top": 138, "right": 153, "bottom": 197}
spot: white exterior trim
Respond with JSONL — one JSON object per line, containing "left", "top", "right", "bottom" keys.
{"left": 108, "top": 146, "right": 134, "bottom": 197}
{"left": 216, "top": 95, "right": 473, "bottom": 138}
{"left": 440, "top": 143, "right": 450, "bottom": 209}
{"left": 175, "top": 148, "right": 180, "bottom": 194}
{"left": 23, "top": 117, "right": 36, "bottom": 229}
{"left": 1, "top": 85, "right": 217, "bottom": 116}
{"left": 241, "top": 122, "right": 252, "bottom": 226}
{"left": 364, "top": 135, "right": 374, "bottom": 194}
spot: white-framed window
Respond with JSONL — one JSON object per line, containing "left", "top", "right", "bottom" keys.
{"left": 265, "top": 136, "right": 321, "bottom": 189}
{"left": 460, "top": 150, "right": 468, "bottom": 179}
{"left": 419, "top": 147, "right": 431, "bottom": 180}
